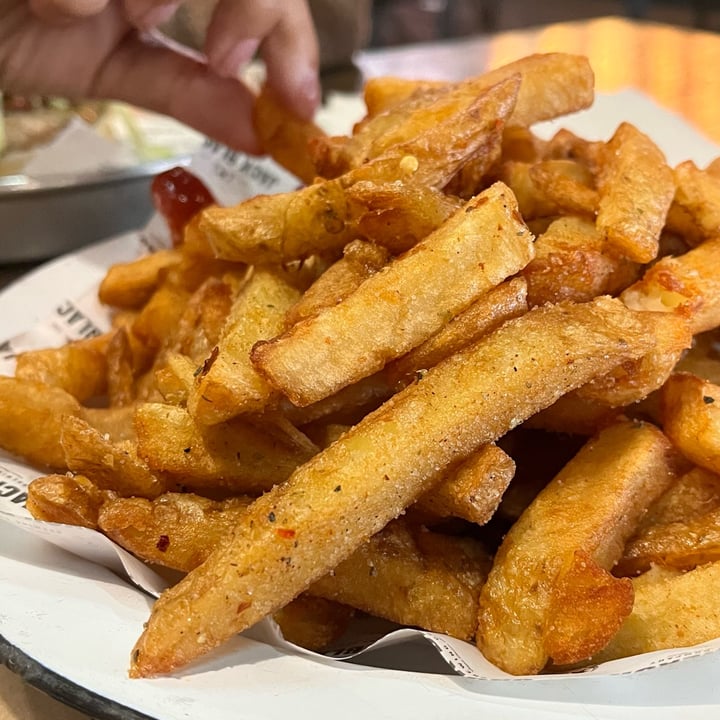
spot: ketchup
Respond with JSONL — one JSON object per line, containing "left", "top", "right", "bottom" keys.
{"left": 151, "top": 167, "right": 216, "bottom": 246}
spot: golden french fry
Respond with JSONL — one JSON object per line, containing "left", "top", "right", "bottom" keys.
{"left": 528, "top": 159, "right": 598, "bottom": 217}
{"left": 354, "top": 53, "right": 593, "bottom": 157}
{"left": 415, "top": 444, "right": 515, "bottom": 525}
{"left": 129, "top": 297, "right": 655, "bottom": 677}
{"left": 309, "top": 519, "right": 491, "bottom": 641}
{"left": 348, "top": 181, "right": 462, "bottom": 254}
{"left": 83, "top": 405, "right": 137, "bottom": 443}
{"left": 14, "top": 333, "right": 110, "bottom": 403}
{"left": 596, "top": 122, "right": 675, "bottom": 263}
{"left": 134, "top": 403, "right": 313, "bottom": 494}
{"left": 252, "top": 182, "right": 535, "bottom": 406}
{"left": 385, "top": 277, "right": 528, "bottom": 389}
{"left": 523, "top": 215, "right": 640, "bottom": 307}
{"left": 497, "top": 160, "right": 558, "bottom": 219}
{"left": 201, "top": 76, "right": 521, "bottom": 265}
{"left": 98, "top": 249, "right": 182, "bottom": 309}
{"left": 188, "top": 269, "right": 301, "bottom": 424}
{"left": 360, "top": 76, "right": 445, "bottom": 118}
{"left": 61, "top": 415, "right": 166, "bottom": 498}
{"left": 618, "top": 505, "right": 720, "bottom": 575}
{"left": 574, "top": 311, "right": 692, "bottom": 408}
{"left": 166, "top": 273, "right": 242, "bottom": 361}
{"left": 590, "top": 562, "right": 720, "bottom": 663}
{"left": 132, "top": 280, "right": 191, "bottom": 352}
{"left": 638, "top": 465, "right": 720, "bottom": 529}
{"left": 284, "top": 240, "right": 390, "bottom": 327}
{"left": 98, "top": 492, "right": 253, "bottom": 571}
{"left": 272, "top": 596, "right": 355, "bottom": 652}
{"left": 621, "top": 237, "right": 720, "bottom": 335}
{"left": 670, "top": 160, "right": 720, "bottom": 243}
{"left": 253, "top": 85, "right": 326, "bottom": 185}
{"left": 27, "top": 473, "right": 111, "bottom": 529}
{"left": 342, "top": 53, "right": 594, "bottom": 177}
{"left": 523, "top": 394, "right": 623, "bottom": 436}
{"left": 279, "top": 372, "right": 394, "bottom": 428}
{"left": 106, "top": 328, "right": 136, "bottom": 407}
{"left": 661, "top": 372, "right": 720, "bottom": 474}
{"left": 543, "top": 128, "right": 603, "bottom": 171}
{"left": 543, "top": 548, "right": 634, "bottom": 667}
{"left": 477, "top": 420, "right": 682, "bottom": 675}
{"left": 312, "top": 71, "right": 517, "bottom": 179}
{"left": 0, "top": 377, "right": 85, "bottom": 469}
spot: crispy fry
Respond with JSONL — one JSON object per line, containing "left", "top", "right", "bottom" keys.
{"left": 618, "top": 505, "right": 720, "bottom": 575}
{"left": 523, "top": 215, "right": 639, "bottom": 307}
{"left": 348, "top": 181, "right": 462, "bottom": 254}
{"left": 477, "top": 420, "right": 682, "bottom": 675}
{"left": 313, "top": 72, "right": 517, "bottom": 178}
{"left": 590, "top": 562, "right": 720, "bottom": 663}
{"left": 253, "top": 85, "right": 326, "bottom": 185}
{"left": 670, "top": 160, "right": 720, "bottom": 243}
{"left": 385, "top": 277, "right": 528, "bottom": 389}
{"left": 528, "top": 159, "right": 598, "bottom": 217}
{"left": 621, "top": 237, "right": 720, "bottom": 334}
{"left": 0, "top": 377, "right": 85, "bottom": 469}
{"left": 14, "top": 333, "right": 110, "bottom": 403}
{"left": 61, "top": 415, "right": 166, "bottom": 498}
{"left": 574, "top": 311, "right": 692, "bottom": 408}
{"left": 129, "top": 297, "right": 655, "bottom": 676}
{"left": 98, "top": 493, "right": 253, "bottom": 571}
{"left": 415, "top": 444, "right": 515, "bottom": 525}
{"left": 134, "top": 403, "right": 313, "bottom": 494}
{"left": 309, "top": 519, "right": 491, "bottom": 641}
{"left": 188, "top": 269, "right": 301, "bottom": 424}
{"left": 98, "top": 249, "right": 182, "bottom": 309}
{"left": 252, "top": 183, "right": 535, "bottom": 406}
{"left": 284, "top": 240, "right": 390, "bottom": 327}
{"left": 352, "top": 53, "right": 593, "bottom": 161}
{"left": 106, "top": 327, "right": 136, "bottom": 407}
{"left": 272, "top": 596, "right": 355, "bottom": 652}
{"left": 661, "top": 372, "right": 720, "bottom": 474}
{"left": 201, "top": 76, "right": 521, "bottom": 265}
{"left": 596, "top": 122, "right": 675, "bottom": 263}
{"left": 27, "top": 473, "right": 112, "bottom": 529}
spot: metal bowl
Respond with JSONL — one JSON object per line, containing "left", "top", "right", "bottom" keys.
{"left": 0, "top": 157, "right": 188, "bottom": 263}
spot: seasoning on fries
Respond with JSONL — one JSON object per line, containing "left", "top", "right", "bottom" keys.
{"left": 2, "top": 51, "right": 720, "bottom": 679}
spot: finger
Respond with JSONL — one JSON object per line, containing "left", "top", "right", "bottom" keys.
{"left": 122, "top": 0, "right": 182, "bottom": 30}
{"left": 90, "top": 36, "right": 261, "bottom": 154}
{"left": 29, "top": 0, "right": 111, "bottom": 24}
{"left": 205, "top": 0, "right": 320, "bottom": 120}
{"left": 260, "top": 1, "right": 320, "bottom": 121}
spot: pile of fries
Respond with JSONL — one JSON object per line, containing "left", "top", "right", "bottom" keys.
{"left": 3, "top": 52, "right": 720, "bottom": 678}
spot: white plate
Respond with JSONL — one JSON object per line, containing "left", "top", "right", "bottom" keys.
{"left": 2, "top": 93, "right": 720, "bottom": 720}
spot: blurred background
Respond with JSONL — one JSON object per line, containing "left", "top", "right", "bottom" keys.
{"left": 368, "top": 0, "right": 720, "bottom": 46}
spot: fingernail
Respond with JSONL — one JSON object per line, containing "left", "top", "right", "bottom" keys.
{"left": 294, "top": 68, "right": 321, "bottom": 121}
{"left": 134, "top": 1, "right": 180, "bottom": 30}
{"left": 211, "top": 38, "right": 260, "bottom": 79}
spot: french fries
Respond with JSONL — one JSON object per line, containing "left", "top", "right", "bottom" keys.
{"left": 476, "top": 420, "right": 681, "bottom": 675}
{"left": 595, "top": 122, "right": 675, "bottom": 263}
{"left": 251, "top": 182, "right": 535, "bottom": 406}
{"left": 4, "top": 51, "right": 720, "bottom": 681}
{"left": 129, "top": 298, "right": 655, "bottom": 676}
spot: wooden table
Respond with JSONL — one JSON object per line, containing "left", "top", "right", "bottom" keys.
{"left": 357, "top": 15, "right": 720, "bottom": 146}
{"left": 2, "top": 14, "right": 719, "bottom": 720}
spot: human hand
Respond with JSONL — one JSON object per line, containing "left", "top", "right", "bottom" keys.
{"left": 0, "top": 0, "right": 320, "bottom": 153}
